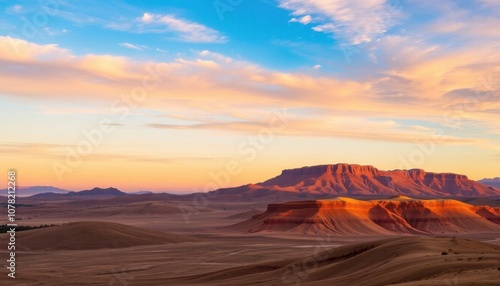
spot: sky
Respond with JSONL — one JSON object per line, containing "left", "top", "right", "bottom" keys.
{"left": 0, "top": 0, "right": 499, "bottom": 193}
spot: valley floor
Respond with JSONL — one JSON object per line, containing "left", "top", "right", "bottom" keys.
{"left": 1, "top": 199, "right": 500, "bottom": 285}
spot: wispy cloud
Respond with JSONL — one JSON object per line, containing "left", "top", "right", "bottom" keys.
{"left": 5, "top": 5, "right": 24, "bottom": 14}
{"left": 0, "top": 142, "right": 222, "bottom": 163}
{"left": 145, "top": 116, "right": 486, "bottom": 145}
{"left": 478, "top": 0, "right": 500, "bottom": 10}
{"left": 118, "top": 42, "right": 148, "bottom": 51}
{"left": 135, "top": 13, "right": 227, "bottom": 43}
{"left": 43, "top": 27, "right": 69, "bottom": 36}
{"left": 0, "top": 36, "right": 498, "bottom": 148}
{"left": 0, "top": 142, "right": 65, "bottom": 157}
{"left": 289, "top": 15, "right": 312, "bottom": 24}
{"left": 146, "top": 121, "right": 268, "bottom": 131}
{"left": 41, "top": 3, "right": 226, "bottom": 43}
{"left": 278, "top": 0, "right": 401, "bottom": 44}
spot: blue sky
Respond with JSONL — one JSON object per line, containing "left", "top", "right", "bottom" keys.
{"left": 0, "top": 0, "right": 499, "bottom": 191}
{"left": 2, "top": 0, "right": 496, "bottom": 72}
{"left": 0, "top": 0, "right": 392, "bottom": 70}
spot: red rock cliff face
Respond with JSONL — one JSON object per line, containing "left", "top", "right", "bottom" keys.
{"left": 231, "top": 197, "right": 500, "bottom": 235}
{"left": 256, "top": 164, "right": 498, "bottom": 196}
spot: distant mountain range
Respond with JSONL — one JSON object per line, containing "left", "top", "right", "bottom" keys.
{"left": 129, "top": 191, "right": 153, "bottom": 195}
{"left": 30, "top": 187, "right": 127, "bottom": 198}
{"left": 0, "top": 186, "right": 70, "bottom": 197}
{"left": 67, "top": 187, "right": 126, "bottom": 196}
{"left": 0, "top": 186, "right": 149, "bottom": 198}
{"left": 8, "top": 165, "right": 499, "bottom": 200}
{"left": 478, "top": 177, "right": 500, "bottom": 189}
{"left": 215, "top": 164, "right": 500, "bottom": 197}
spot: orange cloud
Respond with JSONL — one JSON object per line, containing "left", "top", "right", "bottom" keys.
{"left": 0, "top": 35, "right": 498, "bottom": 148}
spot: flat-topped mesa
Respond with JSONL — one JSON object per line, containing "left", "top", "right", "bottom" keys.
{"left": 276, "top": 165, "right": 469, "bottom": 180}
{"left": 278, "top": 164, "right": 380, "bottom": 177}
{"left": 252, "top": 163, "right": 497, "bottom": 197}
{"left": 407, "top": 169, "right": 468, "bottom": 180}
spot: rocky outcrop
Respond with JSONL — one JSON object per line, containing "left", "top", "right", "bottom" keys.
{"left": 248, "top": 164, "right": 499, "bottom": 196}
{"left": 231, "top": 197, "right": 500, "bottom": 235}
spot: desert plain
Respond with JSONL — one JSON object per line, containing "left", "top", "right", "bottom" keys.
{"left": 1, "top": 164, "right": 500, "bottom": 285}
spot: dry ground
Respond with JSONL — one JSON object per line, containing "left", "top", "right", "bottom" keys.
{"left": 0, "top": 198, "right": 499, "bottom": 285}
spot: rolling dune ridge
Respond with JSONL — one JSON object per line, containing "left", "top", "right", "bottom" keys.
{"left": 15, "top": 221, "right": 196, "bottom": 250}
{"left": 168, "top": 236, "right": 500, "bottom": 286}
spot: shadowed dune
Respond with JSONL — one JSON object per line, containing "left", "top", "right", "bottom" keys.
{"left": 11, "top": 200, "right": 215, "bottom": 218}
{"left": 230, "top": 197, "right": 500, "bottom": 235}
{"left": 168, "top": 236, "right": 500, "bottom": 286}
{"left": 64, "top": 200, "right": 207, "bottom": 217}
{"left": 223, "top": 209, "right": 264, "bottom": 219}
{"left": 15, "top": 221, "right": 195, "bottom": 250}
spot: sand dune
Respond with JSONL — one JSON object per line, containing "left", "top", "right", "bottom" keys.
{"left": 231, "top": 197, "right": 500, "bottom": 235}
{"left": 170, "top": 236, "right": 500, "bottom": 286}
{"left": 65, "top": 201, "right": 197, "bottom": 217}
{"left": 3, "top": 204, "right": 500, "bottom": 285}
{"left": 13, "top": 199, "right": 216, "bottom": 219}
{"left": 15, "top": 221, "right": 195, "bottom": 250}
